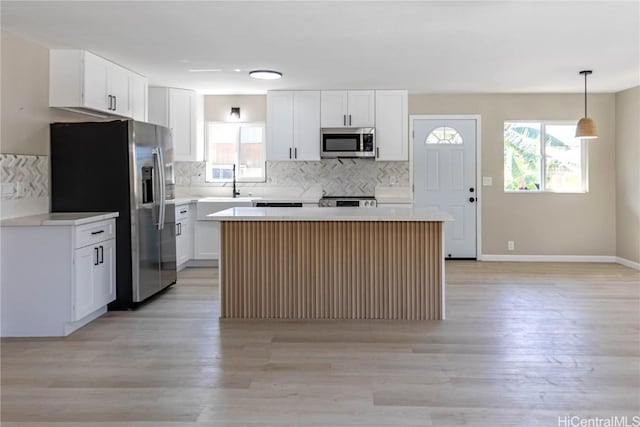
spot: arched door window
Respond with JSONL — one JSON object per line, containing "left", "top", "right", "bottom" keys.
{"left": 425, "top": 126, "right": 464, "bottom": 145}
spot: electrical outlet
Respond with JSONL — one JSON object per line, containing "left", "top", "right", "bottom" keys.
{"left": 483, "top": 176, "right": 493, "bottom": 186}
{"left": 507, "top": 240, "right": 515, "bottom": 251}
{"left": 1, "top": 183, "right": 14, "bottom": 196}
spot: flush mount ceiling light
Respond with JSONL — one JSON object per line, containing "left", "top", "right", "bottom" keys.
{"left": 575, "top": 70, "right": 598, "bottom": 139}
{"left": 249, "top": 70, "right": 283, "bottom": 80}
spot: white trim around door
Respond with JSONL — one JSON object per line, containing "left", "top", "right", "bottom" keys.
{"left": 410, "top": 114, "right": 482, "bottom": 260}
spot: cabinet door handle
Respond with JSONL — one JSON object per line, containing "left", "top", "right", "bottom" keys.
{"left": 107, "top": 95, "right": 112, "bottom": 110}
{"left": 343, "top": 115, "right": 346, "bottom": 126}
{"left": 99, "top": 245, "right": 104, "bottom": 264}
{"left": 294, "top": 147, "right": 297, "bottom": 159}
{"left": 94, "top": 247, "right": 100, "bottom": 266}
{"left": 91, "top": 230, "right": 104, "bottom": 235}
{"left": 376, "top": 147, "right": 379, "bottom": 159}
{"left": 349, "top": 115, "right": 352, "bottom": 126}
{"left": 113, "top": 96, "right": 117, "bottom": 111}
{"left": 289, "top": 147, "right": 292, "bottom": 159}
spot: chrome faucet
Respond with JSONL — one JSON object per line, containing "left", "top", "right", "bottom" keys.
{"left": 232, "top": 164, "right": 240, "bottom": 198}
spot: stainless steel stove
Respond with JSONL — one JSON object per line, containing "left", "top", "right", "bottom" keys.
{"left": 319, "top": 196, "right": 377, "bottom": 208}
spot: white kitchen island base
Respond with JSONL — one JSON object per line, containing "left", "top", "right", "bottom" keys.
{"left": 211, "top": 207, "right": 453, "bottom": 320}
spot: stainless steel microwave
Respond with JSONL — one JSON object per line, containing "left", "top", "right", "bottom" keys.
{"left": 320, "top": 128, "right": 375, "bottom": 159}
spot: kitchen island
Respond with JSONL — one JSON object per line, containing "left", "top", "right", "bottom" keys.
{"left": 209, "top": 207, "right": 453, "bottom": 320}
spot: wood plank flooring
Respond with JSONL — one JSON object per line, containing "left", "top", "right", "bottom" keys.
{"left": 2, "top": 262, "right": 639, "bottom": 426}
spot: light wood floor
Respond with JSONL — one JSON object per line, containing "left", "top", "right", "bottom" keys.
{"left": 2, "top": 262, "right": 639, "bottom": 426}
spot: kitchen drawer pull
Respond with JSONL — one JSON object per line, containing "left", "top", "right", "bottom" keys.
{"left": 180, "top": 210, "right": 187, "bottom": 214}
{"left": 91, "top": 230, "right": 105, "bottom": 235}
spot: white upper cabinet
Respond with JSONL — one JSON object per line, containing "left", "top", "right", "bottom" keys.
{"left": 267, "top": 91, "right": 320, "bottom": 161}
{"left": 107, "top": 62, "right": 131, "bottom": 117}
{"left": 130, "top": 73, "right": 148, "bottom": 122}
{"left": 148, "top": 87, "right": 197, "bottom": 162}
{"left": 170, "top": 89, "right": 196, "bottom": 162}
{"left": 293, "top": 91, "right": 321, "bottom": 161}
{"left": 375, "top": 90, "right": 408, "bottom": 161}
{"left": 320, "top": 91, "right": 348, "bottom": 127}
{"left": 321, "top": 90, "right": 375, "bottom": 128}
{"left": 266, "top": 91, "right": 294, "bottom": 161}
{"left": 50, "top": 50, "right": 145, "bottom": 119}
{"left": 347, "top": 90, "right": 375, "bottom": 127}
{"left": 81, "top": 51, "right": 109, "bottom": 112}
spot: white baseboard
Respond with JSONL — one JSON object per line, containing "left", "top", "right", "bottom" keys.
{"left": 479, "top": 254, "right": 616, "bottom": 263}
{"left": 185, "top": 259, "right": 218, "bottom": 268}
{"left": 616, "top": 257, "right": 640, "bottom": 271}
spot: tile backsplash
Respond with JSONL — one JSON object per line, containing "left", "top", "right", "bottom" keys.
{"left": 0, "top": 154, "right": 49, "bottom": 200}
{"left": 175, "top": 159, "right": 410, "bottom": 196}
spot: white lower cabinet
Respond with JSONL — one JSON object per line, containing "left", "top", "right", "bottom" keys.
{"left": 194, "top": 221, "right": 219, "bottom": 261}
{"left": 1, "top": 216, "right": 117, "bottom": 337}
{"left": 175, "top": 203, "right": 195, "bottom": 270}
{"left": 194, "top": 199, "right": 253, "bottom": 261}
{"left": 73, "top": 237, "right": 115, "bottom": 321}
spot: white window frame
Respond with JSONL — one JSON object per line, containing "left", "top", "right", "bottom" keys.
{"left": 204, "top": 121, "right": 266, "bottom": 183}
{"left": 504, "top": 120, "right": 588, "bottom": 194}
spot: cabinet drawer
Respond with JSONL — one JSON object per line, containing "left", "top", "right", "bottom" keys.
{"left": 75, "top": 219, "right": 115, "bottom": 249}
{"left": 175, "top": 204, "right": 190, "bottom": 221}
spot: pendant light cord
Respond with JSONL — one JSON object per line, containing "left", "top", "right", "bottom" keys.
{"left": 584, "top": 72, "right": 588, "bottom": 117}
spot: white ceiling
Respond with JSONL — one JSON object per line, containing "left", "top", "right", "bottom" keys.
{"left": 2, "top": 1, "right": 639, "bottom": 94}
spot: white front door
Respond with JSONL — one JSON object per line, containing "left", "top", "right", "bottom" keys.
{"left": 413, "top": 118, "right": 477, "bottom": 258}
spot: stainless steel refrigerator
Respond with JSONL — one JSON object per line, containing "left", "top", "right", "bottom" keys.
{"left": 50, "top": 120, "right": 177, "bottom": 309}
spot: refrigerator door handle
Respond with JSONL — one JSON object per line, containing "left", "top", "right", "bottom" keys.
{"left": 152, "top": 148, "right": 162, "bottom": 231}
{"left": 156, "top": 147, "right": 167, "bottom": 230}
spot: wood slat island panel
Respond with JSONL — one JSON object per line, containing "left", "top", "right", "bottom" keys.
{"left": 220, "top": 221, "right": 443, "bottom": 320}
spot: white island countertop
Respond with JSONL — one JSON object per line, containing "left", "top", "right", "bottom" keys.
{"left": 0, "top": 212, "right": 119, "bottom": 227}
{"left": 208, "top": 207, "right": 453, "bottom": 222}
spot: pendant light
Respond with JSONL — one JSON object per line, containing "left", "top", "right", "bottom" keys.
{"left": 575, "top": 70, "right": 598, "bottom": 139}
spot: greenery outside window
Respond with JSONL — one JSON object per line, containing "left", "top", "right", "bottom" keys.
{"left": 504, "top": 121, "right": 587, "bottom": 193}
{"left": 205, "top": 122, "right": 266, "bottom": 182}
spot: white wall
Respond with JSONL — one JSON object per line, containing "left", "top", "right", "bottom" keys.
{"left": 615, "top": 86, "right": 640, "bottom": 265}
{"left": 409, "top": 93, "right": 616, "bottom": 257}
{"left": 1, "top": 30, "right": 87, "bottom": 219}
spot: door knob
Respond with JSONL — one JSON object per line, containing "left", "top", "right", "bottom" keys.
{"left": 469, "top": 197, "right": 476, "bottom": 202}
{"left": 469, "top": 187, "right": 475, "bottom": 192}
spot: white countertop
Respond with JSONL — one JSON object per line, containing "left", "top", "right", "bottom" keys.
{"left": 0, "top": 212, "right": 119, "bottom": 227}
{"left": 208, "top": 207, "right": 453, "bottom": 222}
{"left": 197, "top": 196, "right": 320, "bottom": 204}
